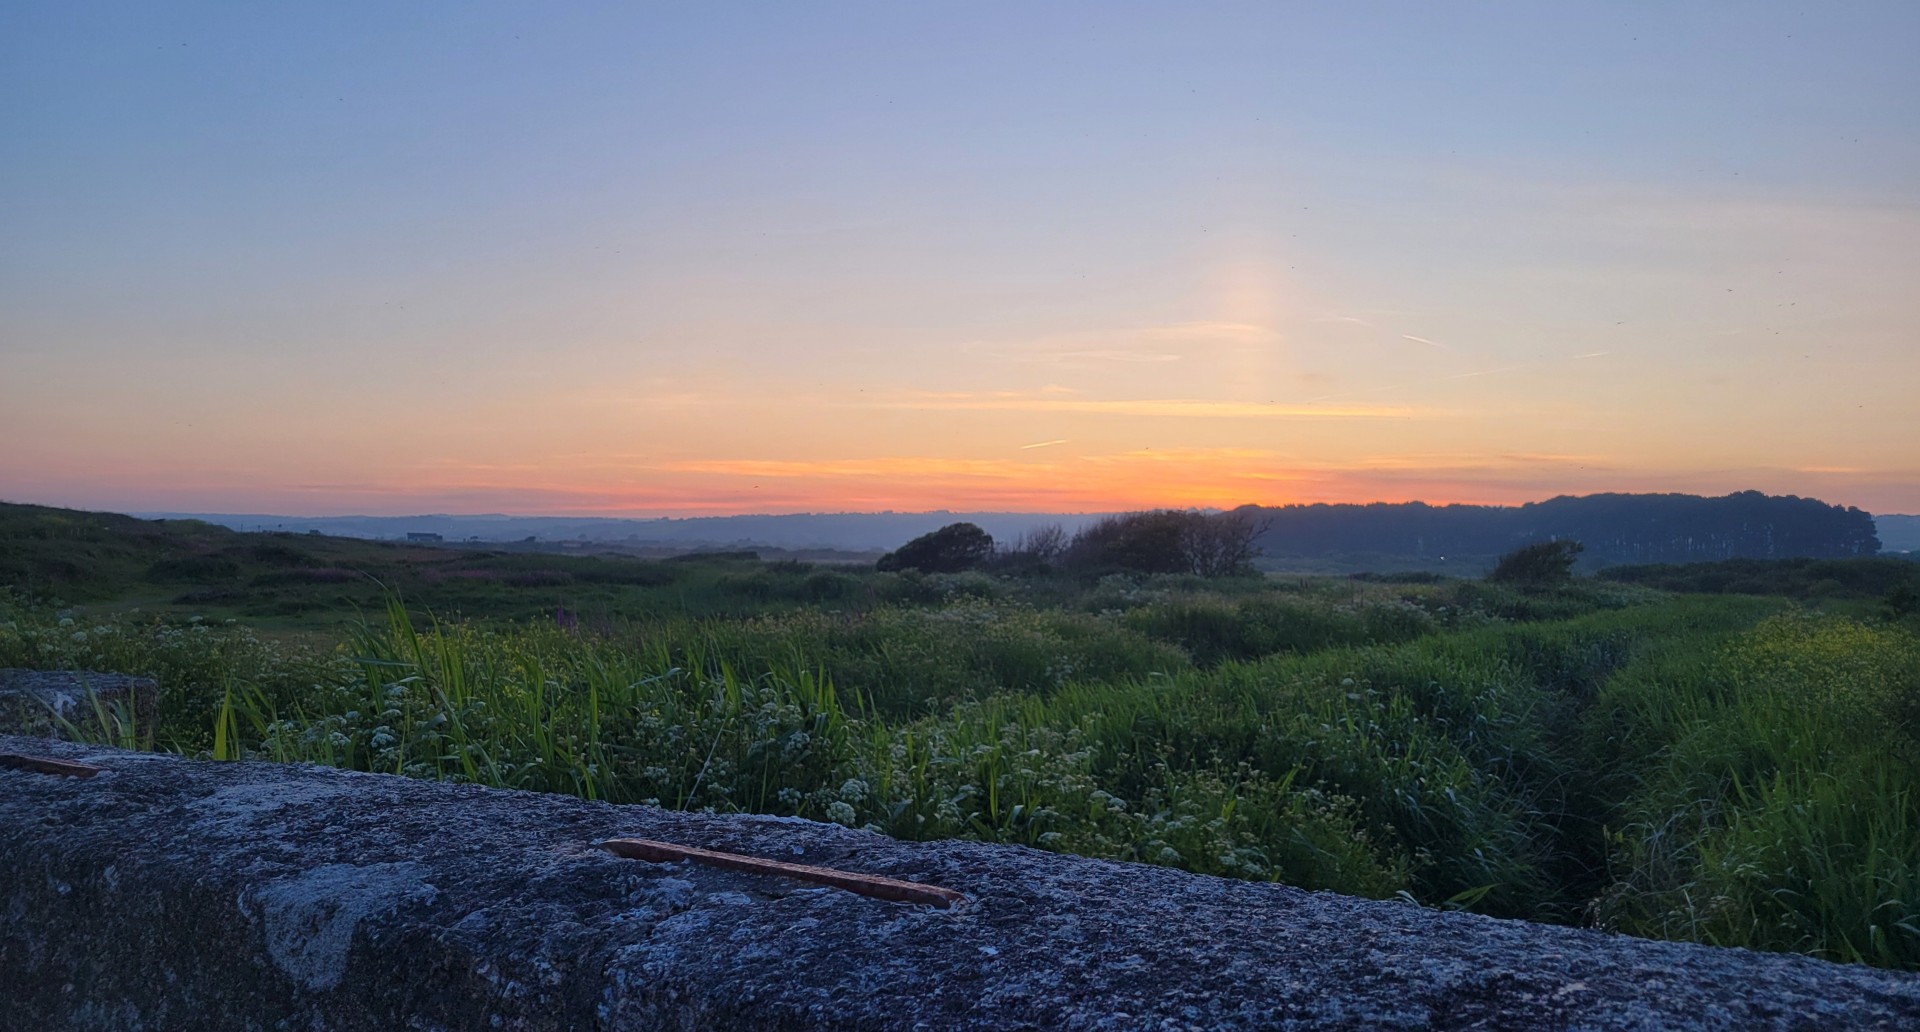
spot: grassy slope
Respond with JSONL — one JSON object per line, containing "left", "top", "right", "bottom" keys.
{"left": 1601, "top": 554, "right": 1920, "bottom": 600}
{"left": 0, "top": 501, "right": 914, "bottom": 631}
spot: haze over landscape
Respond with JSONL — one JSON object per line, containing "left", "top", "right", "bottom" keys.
{"left": 5, "top": 2, "right": 1918, "bottom": 518}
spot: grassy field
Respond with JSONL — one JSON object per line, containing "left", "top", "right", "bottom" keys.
{"left": 5, "top": 502, "right": 1919, "bottom": 969}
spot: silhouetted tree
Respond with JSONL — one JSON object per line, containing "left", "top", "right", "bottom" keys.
{"left": 988, "top": 523, "right": 1069, "bottom": 573}
{"left": 1185, "top": 509, "right": 1267, "bottom": 577}
{"left": 1062, "top": 510, "right": 1265, "bottom": 577}
{"left": 1489, "top": 539, "right": 1584, "bottom": 585}
{"left": 1066, "top": 511, "right": 1193, "bottom": 574}
{"left": 1014, "top": 523, "right": 1068, "bottom": 562}
{"left": 876, "top": 522, "right": 994, "bottom": 573}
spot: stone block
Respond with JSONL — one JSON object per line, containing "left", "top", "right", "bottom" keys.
{"left": 2, "top": 735, "right": 1917, "bottom": 1029}
{"left": 0, "top": 669, "right": 159, "bottom": 744}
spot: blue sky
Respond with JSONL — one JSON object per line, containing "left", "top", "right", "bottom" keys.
{"left": 4, "top": 2, "right": 1916, "bottom": 514}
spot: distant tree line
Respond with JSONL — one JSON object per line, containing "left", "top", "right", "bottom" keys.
{"left": 1239, "top": 491, "right": 1878, "bottom": 564}
{"left": 876, "top": 492, "right": 1879, "bottom": 576}
{"left": 876, "top": 510, "right": 1265, "bottom": 577}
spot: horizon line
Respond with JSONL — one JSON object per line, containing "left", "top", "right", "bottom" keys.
{"left": 1, "top": 488, "right": 1894, "bottom": 523}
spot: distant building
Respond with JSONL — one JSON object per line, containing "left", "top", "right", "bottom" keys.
{"left": 406, "top": 532, "right": 444, "bottom": 543}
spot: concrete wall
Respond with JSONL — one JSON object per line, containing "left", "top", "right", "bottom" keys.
{"left": 0, "top": 669, "right": 157, "bottom": 744}
{"left": 2, "top": 734, "right": 1917, "bottom": 1031}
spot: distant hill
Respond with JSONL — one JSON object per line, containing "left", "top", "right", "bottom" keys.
{"left": 133, "top": 510, "right": 1108, "bottom": 552}
{"left": 1241, "top": 491, "right": 1880, "bottom": 567}
{"left": 0, "top": 500, "right": 912, "bottom": 627}
{"left": 18, "top": 490, "right": 1887, "bottom": 576}
{"left": 1877, "top": 514, "right": 1920, "bottom": 553}
{"left": 0, "top": 499, "right": 567, "bottom": 601}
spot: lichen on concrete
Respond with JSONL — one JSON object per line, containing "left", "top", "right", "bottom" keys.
{"left": 2, "top": 732, "right": 1918, "bottom": 1031}
{"left": 247, "top": 862, "right": 439, "bottom": 991}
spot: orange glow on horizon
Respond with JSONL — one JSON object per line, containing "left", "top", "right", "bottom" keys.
{"left": 12, "top": 444, "right": 1905, "bottom": 519}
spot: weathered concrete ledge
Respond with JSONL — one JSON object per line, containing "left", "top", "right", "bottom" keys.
{"left": 0, "top": 669, "right": 158, "bottom": 743}
{"left": 3, "top": 736, "right": 1917, "bottom": 1031}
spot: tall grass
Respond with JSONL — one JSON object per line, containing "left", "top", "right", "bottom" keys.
{"left": 5, "top": 581, "right": 1916, "bottom": 969}
{"left": 1589, "top": 612, "right": 1920, "bottom": 967}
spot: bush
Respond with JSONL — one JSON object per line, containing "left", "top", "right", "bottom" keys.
{"left": 245, "top": 543, "right": 316, "bottom": 567}
{"left": 1063, "top": 510, "right": 1263, "bottom": 577}
{"left": 145, "top": 557, "right": 241, "bottom": 583}
{"left": 800, "top": 570, "right": 862, "bottom": 602}
{"left": 876, "top": 523, "right": 994, "bottom": 574}
{"left": 1489, "top": 540, "right": 1583, "bottom": 585}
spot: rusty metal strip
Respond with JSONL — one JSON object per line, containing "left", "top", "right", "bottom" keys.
{"left": 0, "top": 753, "right": 104, "bottom": 778}
{"left": 602, "top": 837, "right": 965, "bottom": 909}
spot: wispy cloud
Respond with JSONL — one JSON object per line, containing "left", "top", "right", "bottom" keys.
{"left": 1402, "top": 334, "right": 1449, "bottom": 349}
{"left": 1081, "top": 447, "right": 1279, "bottom": 465}
{"left": 863, "top": 392, "right": 1430, "bottom": 420}
{"left": 658, "top": 457, "right": 1035, "bottom": 480}
{"left": 1325, "top": 452, "right": 1615, "bottom": 473}
{"left": 1020, "top": 439, "right": 1069, "bottom": 450}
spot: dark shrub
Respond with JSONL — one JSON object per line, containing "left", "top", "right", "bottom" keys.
{"left": 877, "top": 523, "right": 995, "bottom": 574}
{"left": 718, "top": 571, "right": 778, "bottom": 600}
{"left": 576, "top": 563, "right": 677, "bottom": 586}
{"left": 506, "top": 570, "right": 574, "bottom": 587}
{"left": 246, "top": 543, "right": 316, "bottom": 567}
{"left": 802, "top": 570, "right": 861, "bottom": 602}
{"left": 667, "top": 550, "right": 760, "bottom": 563}
{"left": 1066, "top": 512, "right": 1193, "bottom": 574}
{"left": 1064, "top": 510, "right": 1263, "bottom": 577}
{"left": 249, "top": 568, "right": 359, "bottom": 586}
{"left": 1489, "top": 540, "right": 1583, "bottom": 585}
{"left": 145, "top": 556, "right": 241, "bottom": 583}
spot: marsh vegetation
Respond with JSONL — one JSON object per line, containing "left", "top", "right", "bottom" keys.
{"left": 4, "top": 504, "right": 1919, "bottom": 970}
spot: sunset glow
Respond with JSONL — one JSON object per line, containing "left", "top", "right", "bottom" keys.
{"left": 3, "top": 3, "right": 1916, "bottom": 516}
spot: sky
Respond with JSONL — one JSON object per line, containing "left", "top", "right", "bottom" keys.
{"left": 3, "top": 2, "right": 1917, "bottom": 516}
